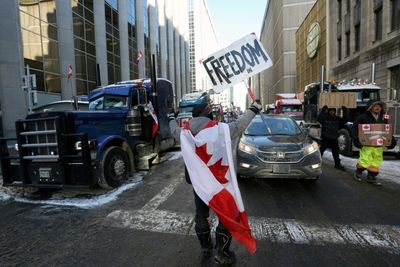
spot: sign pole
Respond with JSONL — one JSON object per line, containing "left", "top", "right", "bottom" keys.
{"left": 26, "top": 64, "right": 32, "bottom": 114}
{"left": 243, "top": 80, "right": 256, "bottom": 102}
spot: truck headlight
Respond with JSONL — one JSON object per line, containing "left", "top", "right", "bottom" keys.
{"left": 238, "top": 141, "right": 257, "bottom": 154}
{"left": 75, "top": 141, "right": 82, "bottom": 151}
{"left": 304, "top": 141, "right": 319, "bottom": 155}
{"left": 75, "top": 140, "right": 96, "bottom": 151}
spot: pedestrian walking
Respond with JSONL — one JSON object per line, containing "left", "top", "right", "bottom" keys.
{"left": 168, "top": 100, "right": 261, "bottom": 265}
{"left": 353, "top": 100, "right": 397, "bottom": 185}
{"left": 317, "top": 106, "right": 347, "bottom": 170}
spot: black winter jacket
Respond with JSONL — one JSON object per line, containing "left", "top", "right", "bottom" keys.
{"left": 317, "top": 113, "right": 345, "bottom": 141}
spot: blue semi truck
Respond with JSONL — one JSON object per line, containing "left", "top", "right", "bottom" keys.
{"left": 0, "top": 78, "right": 176, "bottom": 189}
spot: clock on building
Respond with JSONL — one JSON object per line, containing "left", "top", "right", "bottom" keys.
{"left": 306, "top": 22, "right": 321, "bottom": 58}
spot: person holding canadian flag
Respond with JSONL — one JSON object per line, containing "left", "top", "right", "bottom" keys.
{"left": 168, "top": 99, "right": 261, "bottom": 265}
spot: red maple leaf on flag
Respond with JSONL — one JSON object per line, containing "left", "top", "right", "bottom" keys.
{"left": 195, "top": 143, "right": 212, "bottom": 164}
{"left": 195, "top": 143, "right": 229, "bottom": 184}
{"left": 208, "top": 158, "right": 229, "bottom": 184}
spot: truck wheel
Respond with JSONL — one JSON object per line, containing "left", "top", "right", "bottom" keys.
{"left": 337, "top": 129, "right": 353, "bottom": 156}
{"left": 98, "top": 146, "right": 128, "bottom": 188}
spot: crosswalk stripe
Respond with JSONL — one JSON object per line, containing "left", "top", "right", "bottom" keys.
{"left": 104, "top": 209, "right": 400, "bottom": 254}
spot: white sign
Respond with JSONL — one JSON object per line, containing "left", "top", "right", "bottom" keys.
{"left": 202, "top": 33, "right": 273, "bottom": 93}
{"left": 21, "top": 74, "right": 37, "bottom": 89}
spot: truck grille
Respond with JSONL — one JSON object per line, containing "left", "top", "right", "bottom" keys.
{"left": 17, "top": 116, "right": 60, "bottom": 160}
{"left": 257, "top": 150, "right": 304, "bottom": 163}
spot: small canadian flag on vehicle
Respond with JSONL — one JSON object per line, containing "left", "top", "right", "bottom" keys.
{"left": 135, "top": 50, "right": 144, "bottom": 65}
{"left": 67, "top": 64, "right": 73, "bottom": 80}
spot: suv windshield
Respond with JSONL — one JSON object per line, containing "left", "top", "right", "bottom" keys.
{"left": 89, "top": 95, "right": 128, "bottom": 110}
{"left": 245, "top": 115, "right": 302, "bottom": 136}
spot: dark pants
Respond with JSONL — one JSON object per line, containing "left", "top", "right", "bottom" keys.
{"left": 320, "top": 139, "right": 341, "bottom": 166}
{"left": 194, "top": 190, "right": 229, "bottom": 235}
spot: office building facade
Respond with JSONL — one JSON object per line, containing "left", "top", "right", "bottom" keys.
{"left": 254, "top": 0, "right": 316, "bottom": 106}
{"left": 187, "top": 0, "right": 218, "bottom": 92}
{"left": 0, "top": 0, "right": 189, "bottom": 137}
{"left": 329, "top": 0, "right": 400, "bottom": 100}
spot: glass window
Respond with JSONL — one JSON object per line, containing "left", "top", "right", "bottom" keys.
{"left": 392, "top": 0, "right": 400, "bottom": 31}
{"left": 354, "top": 24, "right": 360, "bottom": 52}
{"left": 76, "top": 79, "right": 87, "bottom": 95}
{"left": 86, "top": 42, "right": 96, "bottom": 56}
{"left": 85, "top": 0, "right": 94, "bottom": 11}
{"left": 20, "top": 0, "right": 61, "bottom": 93}
{"left": 87, "top": 55, "right": 97, "bottom": 82}
{"left": 105, "top": 5, "right": 112, "bottom": 24}
{"left": 245, "top": 116, "right": 301, "bottom": 136}
{"left": 20, "top": 11, "right": 41, "bottom": 35}
{"left": 71, "top": 1, "right": 84, "bottom": 17}
{"left": 29, "top": 68, "right": 45, "bottom": 91}
{"left": 74, "top": 37, "right": 85, "bottom": 51}
{"left": 108, "top": 63, "right": 115, "bottom": 83}
{"left": 75, "top": 52, "right": 87, "bottom": 80}
{"left": 85, "top": 8, "right": 94, "bottom": 23}
{"left": 45, "top": 73, "right": 61, "bottom": 93}
{"left": 112, "top": 9, "right": 119, "bottom": 28}
{"left": 390, "top": 65, "right": 400, "bottom": 99}
{"left": 22, "top": 29, "right": 43, "bottom": 62}
{"left": 89, "top": 95, "right": 127, "bottom": 110}
{"left": 375, "top": 5, "right": 383, "bottom": 41}
{"left": 73, "top": 14, "right": 85, "bottom": 38}
{"left": 85, "top": 22, "right": 95, "bottom": 43}
{"left": 89, "top": 96, "right": 104, "bottom": 110}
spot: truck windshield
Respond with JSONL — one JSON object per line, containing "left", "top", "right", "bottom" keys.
{"left": 282, "top": 105, "right": 303, "bottom": 112}
{"left": 356, "top": 90, "right": 380, "bottom": 103}
{"left": 89, "top": 95, "right": 128, "bottom": 110}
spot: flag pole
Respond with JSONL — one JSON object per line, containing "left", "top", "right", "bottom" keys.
{"left": 243, "top": 80, "right": 255, "bottom": 102}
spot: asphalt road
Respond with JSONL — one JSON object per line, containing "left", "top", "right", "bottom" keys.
{"left": 1, "top": 154, "right": 400, "bottom": 267}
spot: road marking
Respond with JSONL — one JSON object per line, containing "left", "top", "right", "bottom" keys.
{"left": 141, "top": 177, "right": 182, "bottom": 211}
{"left": 105, "top": 209, "right": 400, "bottom": 253}
{"left": 104, "top": 176, "right": 400, "bottom": 254}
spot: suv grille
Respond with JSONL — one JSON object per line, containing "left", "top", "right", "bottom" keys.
{"left": 257, "top": 150, "right": 304, "bottom": 162}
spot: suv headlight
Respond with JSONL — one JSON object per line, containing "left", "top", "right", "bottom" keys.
{"left": 238, "top": 141, "right": 257, "bottom": 154}
{"left": 304, "top": 141, "right": 319, "bottom": 155}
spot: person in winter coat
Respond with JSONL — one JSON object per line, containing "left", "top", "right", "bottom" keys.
{"left": 317, "top": 106, "right": 347, "bottom": 170}
{"left": 353, "top": 100, "right": 396, "bottom": 185}
{"left": 168, "top": 100, "right": 262, "bottom": 265}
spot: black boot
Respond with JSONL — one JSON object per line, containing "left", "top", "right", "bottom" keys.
{"left": 215, "top": 227, "right": 236, "bottom": 265}
{"left": 334, "top": 164, "right": 345, "bottom": 171}
{"left": 195, "top": 229, "right": 213, "bottom": 257}
{"left": 334, "top": 159, "right": 345, "bottom": 171}
{"left": 353, "top": 167, "right": 365, "bottom": 181}
{"left": 366, "top": 172, "right": 381, "bottom": 186}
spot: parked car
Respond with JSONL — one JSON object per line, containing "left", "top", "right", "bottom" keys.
{"left": 237, "top": 114, "right": 321, "bottom": 180}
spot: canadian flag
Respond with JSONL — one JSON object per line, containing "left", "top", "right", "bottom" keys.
{"left": 180, "top": 121, "right": 257, "bottom": 254}
{"left": 135, "top": 50, "right": 144, "bottom": 65}
{"left": 147, "top": 101, "right": 158, "bottom": 138}
{"left": 67, "top": 64, "right": 73, "bottom": 80}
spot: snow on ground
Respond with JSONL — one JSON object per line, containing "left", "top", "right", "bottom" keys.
{"left": 323, "top": 151, "right": 400, "bottom": 184}
{"left": 0, "top": 171, "right": 147, "bottom": 208}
